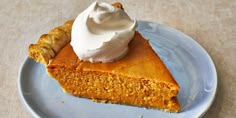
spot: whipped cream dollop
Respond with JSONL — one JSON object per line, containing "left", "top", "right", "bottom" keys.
{"left": 70, "top": 1, "right": 137, "bottom": 63}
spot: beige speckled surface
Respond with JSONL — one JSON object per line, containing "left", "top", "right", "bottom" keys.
{"left": 0, "top": 0, "right": 235, "bottom": 117}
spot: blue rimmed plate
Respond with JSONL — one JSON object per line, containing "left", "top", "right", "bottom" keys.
{"left": 18, "top": 21, "right": 217, "bottom": 118}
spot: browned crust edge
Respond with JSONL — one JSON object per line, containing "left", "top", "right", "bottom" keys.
{"left": 28, "top": 20, "right": 74, "bottom": 65}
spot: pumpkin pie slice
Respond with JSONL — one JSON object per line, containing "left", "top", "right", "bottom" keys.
{"left": 28, "top": 3, "right": 180, "bottom": 112}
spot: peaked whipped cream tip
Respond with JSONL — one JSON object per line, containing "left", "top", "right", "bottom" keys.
{"left": 70, "top": 1, "right": 137, "bottom": 63}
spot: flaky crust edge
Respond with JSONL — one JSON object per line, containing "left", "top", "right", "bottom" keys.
{"left": 28, "top": 20, "right": 74, "bottom": 66}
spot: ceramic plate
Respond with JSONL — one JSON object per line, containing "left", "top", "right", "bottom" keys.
{"left": 18, "top": 21, "right": 217, "bottom": 118}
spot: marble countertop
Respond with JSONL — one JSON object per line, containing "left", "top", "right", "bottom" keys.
{"left": 0, "top": 0, "right": 235, "bottom": 117}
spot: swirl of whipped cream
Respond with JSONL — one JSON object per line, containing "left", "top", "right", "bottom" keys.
{"left": 70, "top": 1, "right": 137, "bottom": 63}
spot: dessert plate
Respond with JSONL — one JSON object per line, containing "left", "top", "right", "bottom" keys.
{"left": 18, "top": 21, "right": 217, "bottom": 118}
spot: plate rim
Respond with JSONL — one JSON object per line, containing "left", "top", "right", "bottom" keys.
{"left": 18, "top": 20, "right": 218, "bottom": 118}
{"left": 18, "top": 57, "right": 41, "bottom": 118}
